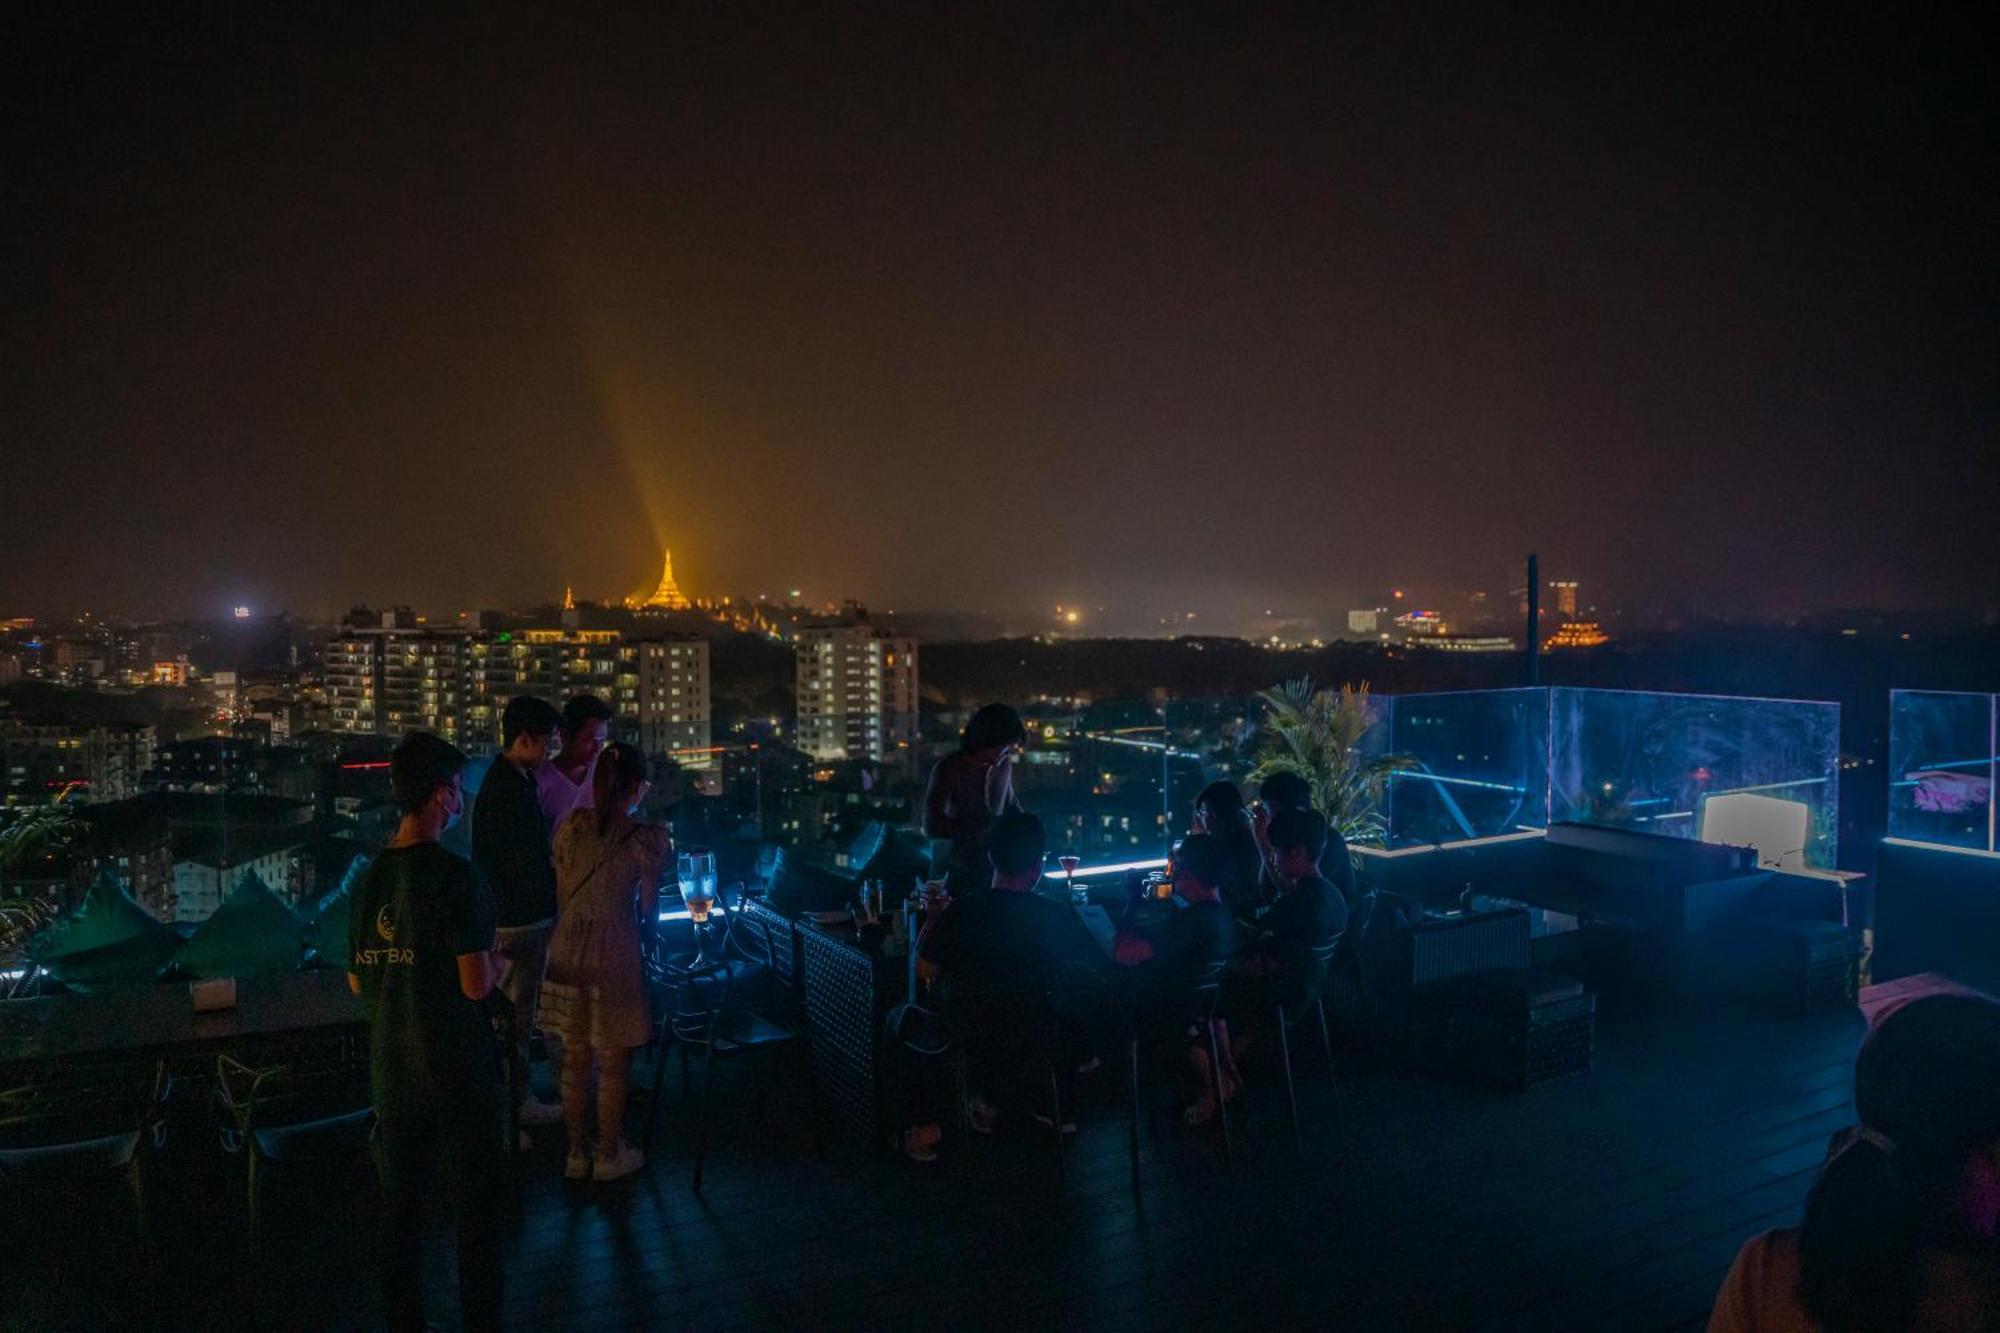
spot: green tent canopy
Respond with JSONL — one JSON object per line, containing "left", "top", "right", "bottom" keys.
{"left": 27, "top": 869, "right": 183, "bottom": 993}
{"left": 175, "top": 869, "right": 312, "bottom": 978}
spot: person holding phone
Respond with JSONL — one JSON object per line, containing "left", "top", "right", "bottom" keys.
{"left": 922, "top": 703, "right": 1027, "bottom": 898}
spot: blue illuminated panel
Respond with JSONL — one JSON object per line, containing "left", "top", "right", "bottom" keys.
{"left": 1381, "top": 688, "right": 1550, "bottom": 847}
{"left": 1888, "top": 690, "right": 1997, "bottom": 854}
{"left": 1549, "top": 688, "right": 1841, "bottom": 869}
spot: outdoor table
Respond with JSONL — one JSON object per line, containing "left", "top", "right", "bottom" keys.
{"left": 0, "top": 967, "right": 366, "bottom": 1084}
{"left": 758, "top": 892, "right": 1172, "bottom": 1147}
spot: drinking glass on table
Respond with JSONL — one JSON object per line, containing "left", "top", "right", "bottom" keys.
{"left": 678, "top": 847, "right": 719, "bottom": 964}
{"left": 1058, "top": 855, "right": 1084, "bottom": 904}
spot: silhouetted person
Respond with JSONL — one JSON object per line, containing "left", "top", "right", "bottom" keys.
{"left": 471, "top": 695, "right": 566, "bottom": 1133}
{"left": 1191, "top": 780, "right": 1265, "bottom": 918}
{"left": 347, "top": 732, "right": 506, "bottom": 1333}
{"left": 538, "top": 693, "right": 614, "bottom": 826}
{"left": 1710, "top": 993, "right": 2000, "bottom": 1331}
{"left": 1114, "top": 832, "right": 1240, "bottom": 1122}
{"left": 1253, "top": 770, "right": 1357, "bottom": 911}
{"left": 918, "top": 811, "right": 1104, "bottom": 1133}
{"left": 923, "top": 702, "right": 1026, "bottom": 897}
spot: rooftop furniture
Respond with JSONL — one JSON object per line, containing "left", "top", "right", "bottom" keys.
{"left": 212, "top": 1045, "right": 373, "bottom": 1255}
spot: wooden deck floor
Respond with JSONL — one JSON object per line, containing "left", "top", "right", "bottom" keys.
{"left": 5, "top": 997, "right": 1866, "bottom": 1332}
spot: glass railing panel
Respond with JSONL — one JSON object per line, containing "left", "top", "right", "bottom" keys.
{"left": 1887, "top": 689, "right": 1996, "bottom": 853}
{"left": 1381, "top": 687, "right": 1550, "bottom": 847}
{"left": 1549, "top": 687, "right": 1841, "bottom": 869}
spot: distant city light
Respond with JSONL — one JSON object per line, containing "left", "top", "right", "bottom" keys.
{"left": 233, "top": 606, "right": 251, "bottom": 619}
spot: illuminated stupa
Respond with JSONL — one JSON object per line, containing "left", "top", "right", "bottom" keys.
{"left": 636, "top": 551, "right": 691, "bottom": 611}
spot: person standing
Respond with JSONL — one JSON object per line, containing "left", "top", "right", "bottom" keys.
{"left": 537, "top": 693, "right": 614, "bottom": 829}
{"left": 540, "top": 741, "right": 669, "bottom": 1183}
{"left": 347, "top": 731, "right": 507, "bottom": 1333}
{"left": 922, "top": 703, "right": 1027, "bottom": 898}
{"left": 471, "top": 695, "right": 566, "bottom": 1133}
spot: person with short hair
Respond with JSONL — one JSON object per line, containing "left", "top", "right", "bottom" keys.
{"left": 538, "top": 693, "right": 615, "bottom": 827}
{"left": 540, "top": 741, "right": 668, "bottom": 1183}
{"left": 922, "top": 703, "right": 1027, "bottom": 897}
{"left": 1113, "top": 832, "right": 1240, "bottom": 1122}
{"left": 471, "top": 695, "right": 566, "bottom": 1131}
{"left": 1252, "top": 807, "right": 1349, "bottom": 973}
{"left": 1253, "top": 771, "right": 1358, "bottom": 910}
{"left": 918, "top": 811, "right": 1106, "bottom": 1133}
{"left": 348, "top": 732, "right": 507, "bottom": 1333}
{"left": 1710, "top": 993, "right": 2000, "bottom": 1332}
{"left": 1225, "top": 807, "right": 1349, "bottom": 1081}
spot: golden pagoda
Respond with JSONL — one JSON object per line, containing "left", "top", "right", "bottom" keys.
{"left": 635, "top": 551, "right": 691, "bottom": 611}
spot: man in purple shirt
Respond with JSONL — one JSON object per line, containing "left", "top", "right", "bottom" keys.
{"left": 536, "top": 694, "right": 613, "bottom": 833}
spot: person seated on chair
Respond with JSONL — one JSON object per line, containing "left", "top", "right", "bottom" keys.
{"left": 1112, "top": 832, "right": 1240, "bottom": 1123}
{"left": 1251, "top": 771, "right": 1358, "bottom": 914}
{"left": 1227, "top": 807, "right": 1348, "bottom": 1064}
{"left": 917, "top": 811, "right": 1106, "bottom": 1135}
{"left": 1250, "top": 807, "right": 1348, "bottom": 971}
{"left": 1191, "top": 781, "right": 1266, "bottom": 920}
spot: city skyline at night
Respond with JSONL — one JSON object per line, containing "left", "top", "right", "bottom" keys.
{"left": 7, "top": 7, "right": 1995, "bottom": 627}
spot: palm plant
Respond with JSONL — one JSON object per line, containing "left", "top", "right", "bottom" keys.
{"left": 1248, "top": 679, "right": 1412, "bottom": 848}
{"left": 0, "top": 895, "right": 58, "bottom": 962}
{"left": 0, "top": 797, "right": 88, "bottom": 880}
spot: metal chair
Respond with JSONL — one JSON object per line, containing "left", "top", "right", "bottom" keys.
{"left": 1127, "top": 958, "right": 1234, "bottom": 1178}
{"left": 0, "top": 1061, "right": 168, "bottom": 1264}
{"left": 947, "top": 988, "right": 1073, "bottom": 1187}
{"left": 213, "top": 1045, "right": 374, "bottom": 1254}
{"left": 1272, "top": 934, "right": 1343, "bottom": 1154}
{"left": 643, "top": 954, "right": 806, "bottom": 1190}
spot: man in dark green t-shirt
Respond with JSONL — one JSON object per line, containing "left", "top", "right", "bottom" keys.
{"left": 348, "top": 731, "right": 507, "bottom": 1333}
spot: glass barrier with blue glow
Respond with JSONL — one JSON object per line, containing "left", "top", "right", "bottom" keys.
{"left": 1380, "top": 688, "right": 1550, "bottom": 847}
{"left": 1548, "top": 687, "right": 1841, "bottom": 869}
{"left": 1887, "top": 689, "right": 1997, "bottom": 854}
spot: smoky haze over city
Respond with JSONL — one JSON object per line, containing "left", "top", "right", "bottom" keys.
{"left": 6, "top": 6, "right": 1996, "bottom": 628}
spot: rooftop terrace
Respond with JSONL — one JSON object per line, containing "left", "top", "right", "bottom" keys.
{"left": 6, "top": 993, "right": 1866, "bottom": 1331}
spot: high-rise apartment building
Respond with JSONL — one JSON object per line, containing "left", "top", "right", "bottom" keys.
{"left": 0, "top": 718, "right": 156, "bottom": 804}
{"left": 380, "top": 633, "right": 471, "bottom": 744}
{"left": 326, "top": 617, "right": 709, "bottom": 763}
{"left": 1551, "top": 580, "right": 1579, "bottom": 618}
{"left": 795, "top": 620, "right": 918, "bottom": 763}
{"left": 637, "top": 639, "right": 712, "bottom": 768}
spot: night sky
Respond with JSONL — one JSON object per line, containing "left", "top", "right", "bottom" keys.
{"left": 7, "top": 5, "right": 1995, "bottom": 629}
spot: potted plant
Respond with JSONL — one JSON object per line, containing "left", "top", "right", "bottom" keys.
{"left": 1248, "top": 679, "right": 1412, "bottom": 856}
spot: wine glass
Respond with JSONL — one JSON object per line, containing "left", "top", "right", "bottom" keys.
{"left": 1058, "top": 855, "right": 1083, "bottom": 904}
